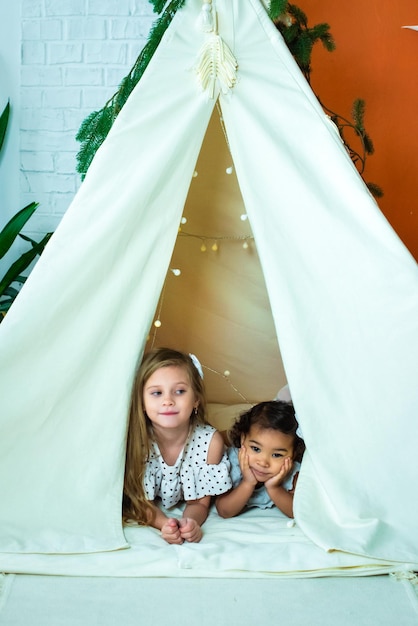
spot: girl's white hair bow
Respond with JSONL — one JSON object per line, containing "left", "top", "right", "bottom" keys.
{"left": 189, "top": 353, "right": 204, "bottom": 379}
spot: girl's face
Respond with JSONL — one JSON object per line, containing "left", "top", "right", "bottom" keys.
{"left": 143, "top": 365, "right": 198, "bottom": 434}
{"left": 242, "top": 424, "right": 295, "bottom": 483}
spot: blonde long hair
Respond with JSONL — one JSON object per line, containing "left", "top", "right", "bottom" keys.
{"left": 123, "top": 347, "right": 207, "bottom": 524}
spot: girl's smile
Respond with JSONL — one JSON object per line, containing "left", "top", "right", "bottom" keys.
{"left": 143, "top": 365, "right": 198, "bottom": 433}
{"left": 243, "top": 424, "right": 294, "bottom": 483}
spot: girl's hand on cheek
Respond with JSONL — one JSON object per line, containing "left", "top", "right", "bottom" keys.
{"left": 238, "top": 445, "right": 258, "bottom": 485}
{"left": 161, "top": 518, "right": 183, "bottom": 544}
{"left": 265, "top": 457, "right": 293, "bottom": 489}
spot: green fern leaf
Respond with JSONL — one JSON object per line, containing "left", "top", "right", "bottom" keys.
{"left": 363, "top": 133, "right": 375, "bottom": 155}
{"left": 292, "top": 33, "right": 313, "bottom": 67}
{"left": 352, "top": 98, "right": 366, "bottom": 131}
{"left": 0, "top": 101, "right": 10, "bottom": 152}
{"left": 148, "top": 0, "right": 166, "bottom": 13}
{"left": 320, "top": 31, "right": 336, "bottom": 52}
{"left": 287, "top": 4, "right": 308, "bottom": 28}
{"left": 268, "top": 0, "right": 289, "bottom": 20}
{"left": 75, "top": 0, "right": 186, "bottom": 179}
{"left": 281, "top": 23, "right": 300, "bottom": 44}
{"left": 367, "top": 182, "right": 384, "bottom": 198}
{"left": 76, "top": 108, "right": 115, "bottom": 178}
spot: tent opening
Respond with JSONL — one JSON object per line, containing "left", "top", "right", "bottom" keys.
{"left": 145, "top": 105, "right": 287, "bottom": 404}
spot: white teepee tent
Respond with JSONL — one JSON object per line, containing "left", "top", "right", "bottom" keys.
{"left": 0, "top": 0, "right": 417, "bottom": 576}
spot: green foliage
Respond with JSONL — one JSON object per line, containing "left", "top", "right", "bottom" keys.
{"left": 274, "top": 4, "right": 335, "bottom": 82}
{"left": 148, "top": 0, "right": 168, "bottom": 13}
{"left": 0, "top": 102, "right": 52, "bottom": 320}
{"left": 75, "top": 0, "right": 382, "bottom": 198}
{"left": 0, "top": 101, "right": 10, "bottom": 152}
{"left": 76, "top": 107, "right": 116, "bottom": 179}
{"left": 76, "top": 0, "right": 187, "bottom": 179}
{"left": 274, "top": 4, "right": 381, "bottom": 198}
{"left": 366, "top": 182, "right": 383, "bottom": 199}
{"left": 323, "top": 98, "right": 383, "bottom": 197}
{"left": 268, "top": 0, "right": 289, "bottom": 20}
{"left": 352, "top": 98, "right": 375, "bottom": 155}
{"left": 0, "top": 207, "right": 53, "bottom": 315}
{"left": 0, "top": 202, "right": 38, "bottom": 258}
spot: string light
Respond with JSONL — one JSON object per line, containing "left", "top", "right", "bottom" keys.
{"left": 178, "top": 217, "right": 187, "bottom": 233}
{"left": 202, "top": 364, "right": 249, "bottom": 403}
{"left": 184, "top": 106, "right": 252, "bottom": 255}
{"left": 149, "top": 106, "right": 256, "bottom": 398}
{"left": 150, "top": 266, "right": 181, "bottom": 336}
{"left": 179, "top": 230, "right": 254, "bottom": 252}
{"left": 148, "top": 253, "right": 251, "bottom": 403}
{"left": 149, "top": 297, "right": 250, "bottom": 402}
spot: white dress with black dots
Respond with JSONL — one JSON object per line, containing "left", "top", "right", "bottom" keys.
{"left": 144, "top": 424, "right": 232, "bottom": 509}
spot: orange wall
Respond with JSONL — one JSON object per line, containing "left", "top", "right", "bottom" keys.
{"left": 299, "top": 0, "right": 418, "bottom": 259}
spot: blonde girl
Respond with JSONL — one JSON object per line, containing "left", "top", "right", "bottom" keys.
{"left": 123, "top": 347, "right": 231, "bottom": 544}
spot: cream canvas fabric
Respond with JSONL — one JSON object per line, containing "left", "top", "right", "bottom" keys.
{"left": 0, "top": 0, "right": 417, "bottom": 572}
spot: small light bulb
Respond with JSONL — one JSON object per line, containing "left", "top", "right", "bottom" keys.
{"left": 211, "top": 242, "right": 218, "bottom": 252}
{"left": 181, "top": 217, "right": 187, "bottom": 224}
{"left": 223, "top": 370, "right": 230, "bottom": 377}
{"left": 240, "top": 214, "right": 248, "bottom": 221}
{"left": 171, "top": 268, "right": 181, "bottom": 276}
{"left": 154, "top": 320, "right": 162, "bottom": 328}
{"left": 200, "top": 243, "right": 207, "bottom": 252}
{"left": 226, "top": 166, "right": 233, "bottom": 175}
{"left": 242, "top": 241, "right": 249, "bottom": 249}
{"left": 193, "top": 171, "right": 198, "bottom": 178}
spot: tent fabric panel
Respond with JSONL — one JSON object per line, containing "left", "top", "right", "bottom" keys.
{"left": 0, "top": 1, "right": 215, "bottom": 553}
{"left": 219, "top": 0, "right": 418, "bottom": 562}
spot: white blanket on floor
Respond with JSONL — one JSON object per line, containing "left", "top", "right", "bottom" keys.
{"left": 0, "top": 506, "right": 414, "bottom": 578}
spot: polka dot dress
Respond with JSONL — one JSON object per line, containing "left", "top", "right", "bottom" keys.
{"left": 144, "top": 424, "right": 232, "bottom": 509}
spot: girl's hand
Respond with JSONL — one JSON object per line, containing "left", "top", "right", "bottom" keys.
{"left": 238, "top": 445, "right": 258, "bottom": 486}
{"left": 178, "top": 517, "right": 203, "bottom": 543}
{"left": 265, "top": 457, "right": 293, "bottom": 490}
{"left": 161, "top": 517, "right": 183, "bottom": 544}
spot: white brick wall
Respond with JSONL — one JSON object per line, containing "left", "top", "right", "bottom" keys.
{"left": 0, "top": 5, "right": 20, "bottom": 227}
{"left": 0, "top": 5, "right": 21, "bottom": 277}
{"left": 20, "top": 0, "right": 155, "bottom": 237}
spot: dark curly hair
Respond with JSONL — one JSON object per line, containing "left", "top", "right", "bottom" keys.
{"left": 228, "top": 400, "right": 305, "bottom": 463}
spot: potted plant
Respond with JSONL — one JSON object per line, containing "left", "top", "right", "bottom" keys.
{"left": 0, "top": 101, "right": 52, "bottom": 320}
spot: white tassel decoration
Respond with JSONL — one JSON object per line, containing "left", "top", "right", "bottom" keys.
{"left": 198, "top": 0, "right": 215, "bottom": 32}
{"left": 195, "top": 0, "right": 238, "bottom": 98}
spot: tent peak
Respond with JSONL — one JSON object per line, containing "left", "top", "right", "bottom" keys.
{"left": 194, "top": 0, "right": 238, "bottom": 98}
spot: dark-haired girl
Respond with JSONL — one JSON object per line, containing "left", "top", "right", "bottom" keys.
{"left": 216, "top": 401, "right": 304, "bottom": 519}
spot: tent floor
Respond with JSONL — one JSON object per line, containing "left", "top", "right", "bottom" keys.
{"left": 1, "top": 573, "right": 418, "bottom": 625}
